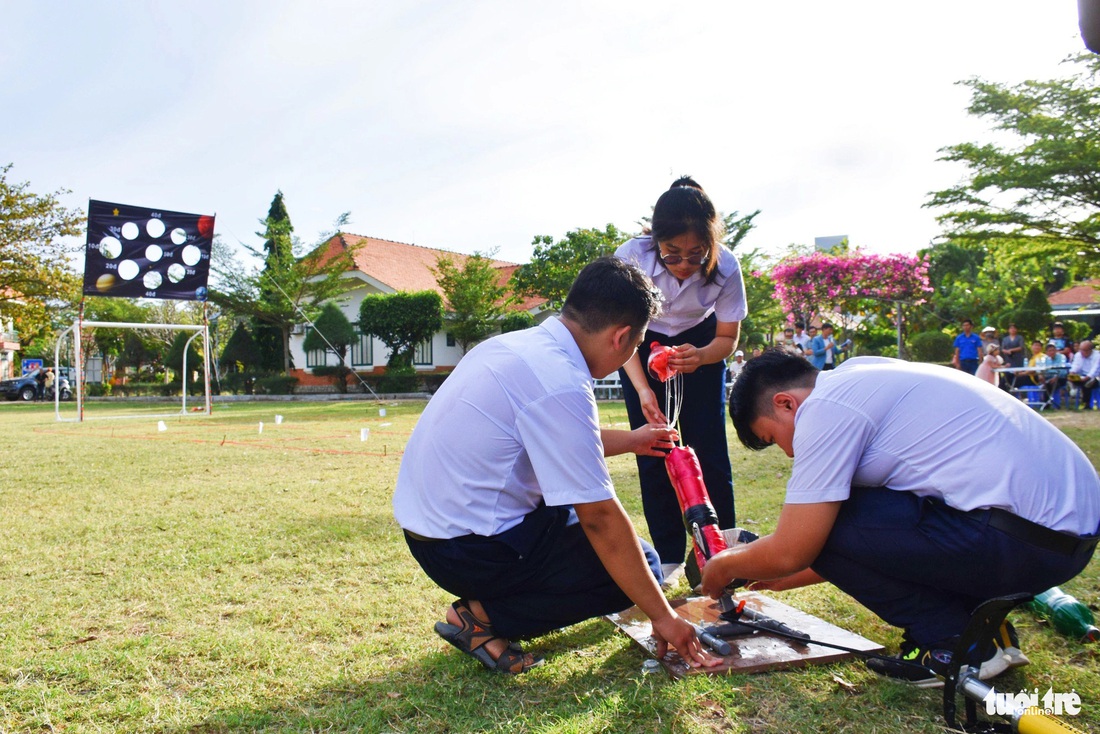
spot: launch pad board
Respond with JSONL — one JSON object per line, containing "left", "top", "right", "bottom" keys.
{"left": 606, "top": 592, "right": 883, "bottom": 679}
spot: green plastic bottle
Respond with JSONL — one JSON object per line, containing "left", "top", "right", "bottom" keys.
{"left": 1029, "top": 587, "right": 1100, "bottom": 643}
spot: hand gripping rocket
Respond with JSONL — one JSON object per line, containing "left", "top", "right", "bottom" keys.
{"left": 665, "top": 446, "right": 778, "bottom": 627}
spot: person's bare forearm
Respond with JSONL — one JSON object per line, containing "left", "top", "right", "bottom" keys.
{"left": 697, "top": 335, "right": 736, "bottom": 365}
{"left": 622, "top": 353, "right": 649, "bottom": 393}
{"left": 574, "top": 499, "right": 675, "bottom": 623}
{"left": 600, "top": 425, "right": 677, "bottom": 457}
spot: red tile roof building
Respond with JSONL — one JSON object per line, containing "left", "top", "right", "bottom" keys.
{"left": 290, "top": 233, "right": 547, "bottom": 386}
{"left": 1049, "top": 280, "right": 1100, "bottom": 310}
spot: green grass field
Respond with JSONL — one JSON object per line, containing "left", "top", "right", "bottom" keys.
{"left": 0, "top": 399, "right": 1096, "bottom": 733}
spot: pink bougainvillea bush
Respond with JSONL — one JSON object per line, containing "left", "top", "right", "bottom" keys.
{"left": 771, "top": 251, "right": 931, "bottom": 324}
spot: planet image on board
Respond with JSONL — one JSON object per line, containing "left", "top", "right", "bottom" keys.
{"left": 143, "top": 271, "right": 163, "bottom": 290}
{"left": 146, "top": 244, "right": 163, "bottom": 262}
{"left": 146, "top": 218, "right": 165, "bottom": 238}
{"left": 181, "top": 244, "right": 202, "bottom": 266}
{"left": 167, "top": 263, "right": 186, "bottom": 283}
{"left": 95, "top": 273, "right": 116, "bottom": 293}
{"left": 170, "top": 227, "right": 187, "bottom": 245}
{"left": 121, "top": 221, "right": 140, "bottom": 240}
{"left": 197, "top": 215, "right": 214, "bottom": 239}
{"left": 195, "top": 286, "right": 208, "bottom": 301}
{"left": 118, "top": 259, "right": 140, "bottom": 280}
{"left": 99, "top": 236, "right": 122, "bottom": 259}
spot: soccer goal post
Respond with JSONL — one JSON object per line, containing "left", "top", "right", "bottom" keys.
{"left": 55, "top": 320, "right": 211, "bottom": 422}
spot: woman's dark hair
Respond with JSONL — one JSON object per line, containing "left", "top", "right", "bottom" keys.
{"left": 562, "top": 257, "right": 663, "bottom": 338}
{"left": 728, "top": 347, "right": 818, "bottom": 451}
{"left": 648, "top": 176, "right": 724, "bottom": 283}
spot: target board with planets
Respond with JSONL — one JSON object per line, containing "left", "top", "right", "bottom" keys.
{"left": 82, "top": 199, "right": 215, "bottom": 302}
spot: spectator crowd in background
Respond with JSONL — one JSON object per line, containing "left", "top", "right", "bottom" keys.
{"left": 948, "top": 318, "right": 1100, "bottom": 409}
{"left": 730, "top": 317, "right": 1099, "bottom": 412}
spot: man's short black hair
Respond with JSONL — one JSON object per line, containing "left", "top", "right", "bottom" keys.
{"left": 561, "top": 257, "right": 663, "bottom": 337}
{"left": 728, "top": 348, "right": 818, "bottom": 451}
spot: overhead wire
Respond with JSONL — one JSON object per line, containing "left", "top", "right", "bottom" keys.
{"left": 264, "top": 275, "right": 383, "bottom": 402}
{"left": 217, "top": 226, "right": 384, "bottom": 403}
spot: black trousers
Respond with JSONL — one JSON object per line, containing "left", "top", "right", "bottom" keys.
{"left": 405, "top": 503, "right": 661, "bottom": 640}
{"left": 620, "top": 315, "right": 735, "bottom": 565}
{"left": 811, "top": 487, "right": 1097, "bottom": 645}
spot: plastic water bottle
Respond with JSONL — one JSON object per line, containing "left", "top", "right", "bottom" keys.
{"left": 1029, "top": 587, "right": 1100, "bottom": 643}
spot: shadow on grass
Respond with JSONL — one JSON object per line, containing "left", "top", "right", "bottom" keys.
{"left": 155, "top": 620, "right": 686, "bottom": 733}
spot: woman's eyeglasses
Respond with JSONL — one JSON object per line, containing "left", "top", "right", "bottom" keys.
{"left": 659, "top": 252, "right": 708, "bottom": 266}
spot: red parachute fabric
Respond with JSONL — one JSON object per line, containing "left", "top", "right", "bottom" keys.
{"left": 647, "top": 342, "right": 677, "bottom": 382}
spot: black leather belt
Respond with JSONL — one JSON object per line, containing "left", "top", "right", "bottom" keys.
{"left": 403, "top": 529, "right": 442, "bottom": 543}
{"left": 986, "top": 508, "right": 1098, "bottom": 557}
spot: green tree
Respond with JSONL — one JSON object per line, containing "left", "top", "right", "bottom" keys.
{"left": 433, "top": 250, "right": 515, "bottom": 354}
{"left": 925, "top": 53, "right": 1100, "bottom": 274}
{"left": 221, "top": 323, "right": 261, "bottom": 373}
{"left": 1004, "top": 284, "right": 1053, "bottom": 342}
{"left": 913, "top": 241, "right": 1048, "bottom": 335}
{"left": 254, "top": 191, "right": 294, "bottom": 372}
{"left": 0, "top": 164, "right": 84, "bottom": 346}
{"left": 80, "top": 298, "right": 157, "bottom": 383}
{"left": 910, "top": 331, "right": 955, "bottom": 363}
{"left": 302, "top": 303, "right": 358, "bottom": 392}
{"left": 165, "top": 330, "right": 203, "bottom": 386}
{"left": 209, "top": 192, "right": 357, "bottom": 375}
{"left": 735, "top": 247, "right": 780, "bottom": 347}
{"left": 117, "top": 331, "right": 159, "bottom": 379}
{"left": 499, "top": 311, "right": 535, "bottom": 334}
{"left": 723, "top": 210, "right": 762, "bottom": 253}
{"left": 719, "top": 210, "right": 774, "bottom": 346}
{"left": 358, "top": 291, "right": 443, "bottom": 373}
{"left": 510, "top": 224, "right": 626, "bottom": 310}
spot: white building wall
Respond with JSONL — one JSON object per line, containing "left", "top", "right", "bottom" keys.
{"left": 287, "top": 274, "right": 549, "bottom": 373}
{"left": 287, "top": 279, "right": 469, "bottom": 372}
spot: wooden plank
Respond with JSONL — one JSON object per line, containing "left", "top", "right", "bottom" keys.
{"left": 606, "top": 592, "right": 884, "bottom": 679}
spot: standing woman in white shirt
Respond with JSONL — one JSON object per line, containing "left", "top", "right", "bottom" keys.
{"left": 615, "top": 177, "right": 748, "bottom": 575}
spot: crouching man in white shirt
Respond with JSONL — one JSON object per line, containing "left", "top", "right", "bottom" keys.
{"left": 394, "top": 258, "right": 720, "bottom": 674}
{"left": 705, "top": 349, "right": 1100, "bottom": 688}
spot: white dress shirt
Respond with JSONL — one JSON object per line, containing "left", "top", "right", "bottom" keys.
{"left": 393, "top": 317, "right": 616, "bottom": 539}
{"left": 788, "top": 357, "right": 1100, "bottom": 535}
{"left": 614, "top": 236, "right": 747, "bottom": 336}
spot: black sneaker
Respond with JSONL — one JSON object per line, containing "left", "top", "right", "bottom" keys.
{"left": 868, "top": 633, "right": 1014, "bottom": 688}
{"left": 866, "top": 640, "right": 956, "bottom": 688}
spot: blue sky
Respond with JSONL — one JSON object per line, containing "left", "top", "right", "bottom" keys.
{"left": 2, "top": 1, "right": 1088, "bottom": 269}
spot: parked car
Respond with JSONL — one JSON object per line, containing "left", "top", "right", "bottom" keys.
{"left": 0, "top": 368, "right": 73, "bottom": 401}
{"left": 0, "top": 370, "right": 41, "bottom": 401}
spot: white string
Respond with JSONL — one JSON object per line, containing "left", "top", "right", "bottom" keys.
{"left": 664, "top": 371, "right": 684, "bottom": 441}
{"left": 218, "top": 225, "right": 383, "bottom": 402}
{"left": 265, "top": 277, "right": 382, "bottom": 401}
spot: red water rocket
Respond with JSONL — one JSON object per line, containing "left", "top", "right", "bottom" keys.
{"left": 665, "top": 445, "right": 727, "bottom": 571}
{"left": 647, "top": 342, "right": 677, "bottom": 382}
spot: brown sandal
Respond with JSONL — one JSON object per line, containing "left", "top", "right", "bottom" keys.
{"left": 433, "top": 599, "right": 544, "bottom": 674}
